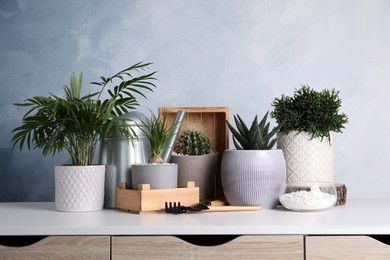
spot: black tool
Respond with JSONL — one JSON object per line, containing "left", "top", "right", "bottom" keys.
{"left": 164, "top": 202, "right": 186, "bottom": 214}
{"left": 165, "top": 201, "right": 212, "bottom": 214}
{"left": 165, "top": 200, "right": 261, "bottom": 214}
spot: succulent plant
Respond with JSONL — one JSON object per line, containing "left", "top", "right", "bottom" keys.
{"left": 175, "top": 130, "right": 211, "bottom": 155}
{"left": 226, "top": 111, "right": 281, "bottom": 150}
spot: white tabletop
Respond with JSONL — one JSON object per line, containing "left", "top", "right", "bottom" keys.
{"left": 1, "top": 199, "right": 389, "bottom": 236}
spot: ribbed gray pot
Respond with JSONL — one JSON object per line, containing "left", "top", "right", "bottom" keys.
{"left": 221, "top": 149, "right": 286, "bottom": 209}
{"left": 170, "top": 153, "right": 218, "bottom": 200}
{"left": 131, "top": 163, "right": 178, "bottom": 190}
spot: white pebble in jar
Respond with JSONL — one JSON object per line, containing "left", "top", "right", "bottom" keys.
{"left": 280, "top": 185, "right": 337, "bottom": 211}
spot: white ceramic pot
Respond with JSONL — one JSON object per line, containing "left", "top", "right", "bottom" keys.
{"left": 170, "top": 153, "right": 218, "bottom": 200}
{"left": 221, "top": 149, "right": 286, "bottom": 209}
{"left": 131, "top": 163, "right": 178, "bottom": 190}
{"left": 54, "top": 165, "right": 105, "bottom": 212}
{"left": 277, "top": 131, "right": 333, "bottom": 183}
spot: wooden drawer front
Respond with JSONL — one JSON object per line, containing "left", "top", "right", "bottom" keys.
{"left": 0, "top": 236, "right": 110, "bottom": 260}
{"left": 112, "top": 235, "right": 303, "bottom": 260}
{"left": 306, "top": 236, "right": 390, "bottom": 260}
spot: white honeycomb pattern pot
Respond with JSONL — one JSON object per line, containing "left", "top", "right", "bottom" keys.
{"left": 277, "top": 131, "right": 333, "bottom": 183}
{"left": 55, "top": 165, "right": 105, "bottom": 212}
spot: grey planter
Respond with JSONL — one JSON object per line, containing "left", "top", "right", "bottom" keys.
{"left": 221, "top": 149, "right": 286, "bottom": 209}
{"left": 131, "top": 163, "right": 178, "bottom": 190}
{"left": 170, "top": 153, "right": 218, "bottom": 200}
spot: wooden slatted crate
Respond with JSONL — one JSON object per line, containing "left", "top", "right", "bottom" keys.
{"left": 158, "top": 107, "right": 229, "bottom": 197}
{"left": 116, "top": 181, "right": 199, "bottom": 214}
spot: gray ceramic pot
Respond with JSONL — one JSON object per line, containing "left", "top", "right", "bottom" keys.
{"left": 131, "top": 163, "right": 178, "bottom": 190}
{"left": 170, "top": 153, "right": 218, "bottom": 200}
{"left": 221, "top": 149, "right": 286, "bottom": 209}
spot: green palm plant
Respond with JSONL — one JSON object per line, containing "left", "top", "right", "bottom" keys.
{"left": 12, "top": 62, "right": 157, "bottom": 166}
{"left": 226, "top": 112, "right": 281, "bottom": 150}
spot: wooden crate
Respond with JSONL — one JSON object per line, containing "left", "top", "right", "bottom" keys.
{"left": 158, "top": 107, "right": 229, "bottom": 196}
{"left": 116, "top": 181, "right": 199, "bottom": 214}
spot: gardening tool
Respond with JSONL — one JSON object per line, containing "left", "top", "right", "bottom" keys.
{"left": 160, "top": 110, "right": 186, "bottom": 163}
{"left": 164, "top": 201, "right": 261, "bottom": 214}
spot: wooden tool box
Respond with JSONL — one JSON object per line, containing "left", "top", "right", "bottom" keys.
{"left": 116, "top": 181, "right": 199, "bottom": 214}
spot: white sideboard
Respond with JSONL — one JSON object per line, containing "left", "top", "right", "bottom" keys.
{"left": 1, "top": 199, "right": 390, "bottom": 259}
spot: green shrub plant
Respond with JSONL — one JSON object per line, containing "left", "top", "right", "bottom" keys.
{"left": 271, "top": 85, "right": 348, "bottom": 141}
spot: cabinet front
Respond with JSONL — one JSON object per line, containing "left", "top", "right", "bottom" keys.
{"left": 0, "top": 236, "right": 110, "bottom": 260}
{"left": 112, "top": 235, "right": 303, "bottom": 260}
{"left": 306, "top": 236, "right": 390, "bottom": 260}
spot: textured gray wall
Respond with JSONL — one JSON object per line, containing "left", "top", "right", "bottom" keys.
{"left": 1, "top": 0, "right": 389, "bottom": 201}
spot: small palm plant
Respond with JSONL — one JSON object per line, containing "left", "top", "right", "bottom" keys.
{"left": 226, "top": 111, "right": 281, "bottom": 150}
{"left": 139, "top": 112, "right": 173, "bottom": 164}
{"left": 12, "top": 62, "right": 157, "bottom": 166}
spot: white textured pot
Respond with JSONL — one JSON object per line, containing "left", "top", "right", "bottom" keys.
{"left": 55, "top": 165, "right": 105, "bottom": 212}
{"left": 221, "top": 149, "right": 286, "bottom": 209}
{"left": 170, "top": 153, "right": 218, "bottom": 200}
{"left": 131, "top": 163, "right": 178, "bottom": 189}
{"left": 277, "top": 131, "right": 333, "bottom": 183}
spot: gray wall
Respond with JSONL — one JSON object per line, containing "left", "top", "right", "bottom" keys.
{"left": 1, "top": 0, "right": 389, "bottom": 201}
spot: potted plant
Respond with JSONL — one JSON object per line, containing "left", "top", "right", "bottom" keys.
{"left": 12, "top": 62, "right": 156, "bottom": 212}
{"left": 131, "top": 112, "right": 179, "bottom": 189}
{"left": 170, "top": 125, "right": 218, "bottom": 200}
{"left": 221, "top": 112, "right": 285, "bottom": 209}
{"left": 271, "top": 85, "right": 348, "bottom": 183}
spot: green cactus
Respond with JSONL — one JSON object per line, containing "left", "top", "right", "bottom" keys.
{"left": 226, "top": 111, "right": 281, "bottom": 150}
{"left": 175, "top": 130, "right": 211, "bottom": 155}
